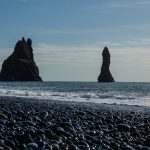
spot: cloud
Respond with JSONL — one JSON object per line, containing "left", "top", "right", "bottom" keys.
{"left": 82, "top": 0, "right": 150, "bottom": 11}
{"left": 120, "top": 25, "right": 150, "bottom": 31}
{"left": 40, "top": 30, "right": 81, "bottom": 35}
{"left": 82, "top": 4, "right": 131, "bottom": 11}
{"left": 96, "top": 41, "right": 122, "bottom": 47}
{"left": 39, "top": 29, "right": 118, "bottom": 35}
{"left": 135, "top": 1, "right": 150, "bottom": 5}
{"left": 19, "top": 0, "right": 28, "bottom": 2}
{"left": 1, "top": 39, "right": 149, "bottom": 64}
{"left": 96, "top": 38, "right": 150, "bottom": 49}
{"left": 111, "top": 1, "right": 150, "bottom": 8}
{"left": 44, "top": 25, "right": 150, "bottom": 36}
{"left": 124, "top": 38, "right": 150, "bottom": 47}
{"left": 34, "top": 43, "right": 100, "bottom": 65}
{"left": 33, "top": 41, "right": 150, "bottom": 67}
{"left": 1, "top": 41, "right": 150, "bottom": 69}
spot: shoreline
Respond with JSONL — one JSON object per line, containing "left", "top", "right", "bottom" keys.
{"left": 0, "top": 96, "right": 150, "bottom": 149}
{"left": 1, "top": 95, "right": 150, "bottom": 111}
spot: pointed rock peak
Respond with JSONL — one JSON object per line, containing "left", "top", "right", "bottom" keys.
{"left": 103, "top": 47, "right": 109, "bottom": 54}
{"left": 0, "top": 38, "right": 42, "bottom": 81}
{"left": 98, "top": 47, "right": 114, "bottom": 82}
{"left": 22, "top": 37, "right": 26, "bottom": 43}
{"left": 104, "top": 46, "right": 108, "bottom": 51}
{"left": 27, "top": 38, "right": 32, "bottom": 47}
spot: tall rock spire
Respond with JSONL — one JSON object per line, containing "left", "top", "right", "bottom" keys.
{"left": 0, "top": 38, "right": 42, "bottom": 81}
{"left": 98, "top": 47, "right": 114, "bottom": 82}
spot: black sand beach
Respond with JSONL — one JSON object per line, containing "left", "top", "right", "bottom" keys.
{"left": 0, "top": 97, "right": 150, "bottom": 150}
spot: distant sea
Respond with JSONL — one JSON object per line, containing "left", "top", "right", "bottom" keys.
{"left": 0, "top": 82, "right": 150, "bottom": 107}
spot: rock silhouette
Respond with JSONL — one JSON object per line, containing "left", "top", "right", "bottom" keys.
{"left": 0, "top": 38, "right": 42, "bottom": 81}
{"left": 98, "top": 47, "right": 114, "bottom": 82}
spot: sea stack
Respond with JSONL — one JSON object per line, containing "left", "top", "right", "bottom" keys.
{"left": 98, "top": 47, "right": 114, "bottom": 82}
{"left": 0, "top": 38, "right": 42, "bottom": 81}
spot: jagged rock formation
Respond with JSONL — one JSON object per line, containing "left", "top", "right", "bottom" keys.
{"left": 0, "top": 38, "right": 42, "bottom": 81}
{"left": 98, "top": 47, "right": 114, "bottom": 82}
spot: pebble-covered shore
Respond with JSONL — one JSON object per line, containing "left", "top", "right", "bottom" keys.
{"left": 0, "top": 96, "right": 150, "bottom": 150}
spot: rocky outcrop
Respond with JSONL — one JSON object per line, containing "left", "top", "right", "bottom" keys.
{"left": 0, "top": 38, "right": 42, "bottom": 81}
{"left": 98, "top": 47, "right": 114, "bottom": 82}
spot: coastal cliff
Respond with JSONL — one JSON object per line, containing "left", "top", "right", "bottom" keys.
{"left": 98, "top": 47, "right": 114, "bottom": 82}
{"left": 0, "top": 38, "right": 42, "bottom": 81}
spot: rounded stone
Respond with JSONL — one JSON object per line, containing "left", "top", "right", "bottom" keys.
{"left": 27, "top": 143, "right": 38, "bottom": 150}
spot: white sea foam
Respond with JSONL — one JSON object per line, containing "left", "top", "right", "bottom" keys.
{"left": 0, "top": 82, "right": 150, "bottom": 107}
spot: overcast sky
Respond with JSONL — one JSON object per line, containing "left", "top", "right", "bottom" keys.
{"left": 0, "top": 0, "right": 150, "bottom": 82}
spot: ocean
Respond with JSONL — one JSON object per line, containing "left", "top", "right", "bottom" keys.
{"left": 0, "top": 82, "right": 150, "bottom": 107}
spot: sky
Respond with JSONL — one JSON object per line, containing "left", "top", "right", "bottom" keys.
{"left": 0, "top": 0, "right": 150, "bottom": 82}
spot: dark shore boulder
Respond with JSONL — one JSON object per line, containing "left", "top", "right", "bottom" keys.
{"left": 98, "top": 47, "right": 114, "bottom": 82}
{"left": 0, "top": 38, "right": 42, "bottom": 81}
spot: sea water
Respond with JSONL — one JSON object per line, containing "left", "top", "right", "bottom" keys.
{"left": 0, "top": 82, "right": 150, "bottom": 107}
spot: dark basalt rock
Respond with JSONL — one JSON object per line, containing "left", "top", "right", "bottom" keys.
{"left": 98, "top": 47, "right": 114, "bottom": 82}
{"left": 0, "top": 38, "right": 42, "bottom": 81}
